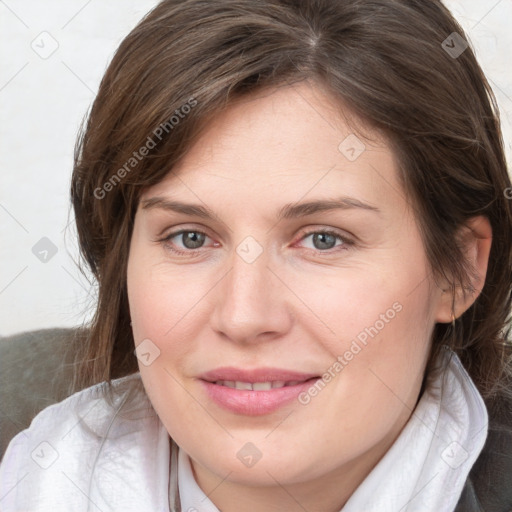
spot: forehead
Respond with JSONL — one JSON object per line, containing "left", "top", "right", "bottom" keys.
{"left": 140, "top": 82, "right": 403, "bottom": 216}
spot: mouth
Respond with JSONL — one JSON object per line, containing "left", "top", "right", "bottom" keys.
{"left": 199, "top": 368, "right": 320, "bottom": 415}
{"left": 200, "top": 367, "right": 319, "bottom": 383}
{"left": 211, "top": 380, "right": 308, "bottom": 390}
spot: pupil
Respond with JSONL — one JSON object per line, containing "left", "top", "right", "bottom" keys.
{"left": 313, "top": 233, "right": 336, "bottom": 250}
{"left": 183, "top": 232, "right": 205, "bottom": 249}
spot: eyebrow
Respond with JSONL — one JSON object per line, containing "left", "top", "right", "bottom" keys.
{"left": 141, "top": 196, "right": 380, "bottom": 220}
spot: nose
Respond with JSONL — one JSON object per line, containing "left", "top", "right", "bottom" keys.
{"left": 209, "top": 247, "right": 293, "bottom": 345}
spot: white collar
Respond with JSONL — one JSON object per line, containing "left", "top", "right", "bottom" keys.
{"left": 176, "top": 347, "right": 488, "bottom": 512}
{"left": 176, "top": 446, "right": 220, "bottom": 511}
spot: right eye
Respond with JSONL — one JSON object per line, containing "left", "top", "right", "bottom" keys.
{"left": 159, "top": 229, "right": 219, "bottom": 256}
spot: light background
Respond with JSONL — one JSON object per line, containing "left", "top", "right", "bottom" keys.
{"left": 1, "top": 0, "right": 511, "bottom": 336}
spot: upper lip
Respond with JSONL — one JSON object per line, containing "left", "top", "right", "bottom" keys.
{"left": 200, "top": 367, "right": 319, "bottom": 383}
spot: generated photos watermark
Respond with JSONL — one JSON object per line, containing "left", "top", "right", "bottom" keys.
{"left": 298, "top": 301, "right": 403, "bottom": 405}
{"left": 94, "top": 97, "right": 197, "bottom": 200}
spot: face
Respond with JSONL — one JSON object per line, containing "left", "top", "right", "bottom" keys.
{"left": 127, "top": 82, "right": 448, "bottom": 504}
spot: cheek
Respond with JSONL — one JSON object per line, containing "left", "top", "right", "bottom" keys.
{"left": 128, "top": 277, "right": 199, "bottom": 402}
{"left": 126, "top": 244, "right": 215, "bottom": 410}
{"left": 127, "top": 244, "right": 207, "bottom": 344}
{"left": 126, "top": 260, "right": 198, "bottom": 431}
{"left": 288, "top": 253, "right": 435, "bottom": 422}
{"left": 289, "top": 257, "right": 433, "bottom": 354}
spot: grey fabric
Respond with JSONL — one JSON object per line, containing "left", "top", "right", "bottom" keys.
{"left": 455, "top": 391, "right": 512, "bottom": 511}
{"left": 1, "top": 329, "right": 511, "bottom": 510}
{"left": 455, "top": 478, "right": 484, "bottom": 512}
{"left": 0, "top": 328, "right": 81, "bottom": 459}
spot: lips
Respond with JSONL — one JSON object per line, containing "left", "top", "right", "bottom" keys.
{"left": 199, "top": 367, "right": 320, "bottom": 415}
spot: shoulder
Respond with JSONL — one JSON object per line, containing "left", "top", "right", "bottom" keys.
{"left": 1, "top": 371, "right": 149, "bottom": 450}
{"left": 0, "top": 372, "right": 166, "bottom": 511}
{"left": 456, "top": 390, "right": 512, "bottom": 511}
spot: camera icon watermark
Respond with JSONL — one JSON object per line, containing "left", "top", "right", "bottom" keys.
{"left": 31, "top": 441, "right": 59, "bottom": 469}
{"left": 134, "top": 338, "right": 161, "bottom": 366}
{"left": 32, "top": 237, "right": 58, "bottom": 263}
{"left": 236, "top": 236, "right": 263, "bottom": 264}
{"left": 441, "top": 32, "right": 468, "bottom": 59}
{"left": 441, "top": 441, "right": 469, "bottom": 469}
{"left": 236, "top": 442, "right": 263, "bottom": 468}
{"left": 338, "top": 134, "right": 366, "bottom": 162}
{"left": 31, "top": 31, "right": 59, "bottom": 60}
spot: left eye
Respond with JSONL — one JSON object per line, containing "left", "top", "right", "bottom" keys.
{"left": 299, "top": 231, "right": 346, "bottom": 251}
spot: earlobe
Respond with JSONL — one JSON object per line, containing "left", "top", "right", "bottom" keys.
{"left": 435, "top": 215, "right": 492, "bottom": 323}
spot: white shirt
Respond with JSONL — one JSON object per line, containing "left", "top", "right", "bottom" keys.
{"left": 0, "top": 347, "right": 487, "bottom": 511}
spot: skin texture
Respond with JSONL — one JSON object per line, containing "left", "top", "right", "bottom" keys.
{"left": 127, "top": 81, "right": 491, "bottom": 512}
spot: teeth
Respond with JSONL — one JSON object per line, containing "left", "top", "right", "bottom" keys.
{"left": 214, "top": 380, "right": 302, "bottom": 390}
{"left": 252, "top": 382, "right": 272, "bottom": 391}
{"left": 235, "top": 381, "right": 253, "bottom": 390}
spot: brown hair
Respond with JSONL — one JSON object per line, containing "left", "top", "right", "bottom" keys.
{"left": 70, "top": 0, "right": 512, "bottom": 401}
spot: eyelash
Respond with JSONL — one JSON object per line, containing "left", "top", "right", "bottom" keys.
{"left": 158, "top": 228, "right": 354, "bottom": 256}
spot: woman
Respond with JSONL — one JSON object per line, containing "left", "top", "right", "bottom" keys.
{"left": 1, "top": 0, "right": 511, "bottom": 510}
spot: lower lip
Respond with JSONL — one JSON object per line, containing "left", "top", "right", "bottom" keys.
{"left": 200, "top": 379, "right": 319, "bottom": 416}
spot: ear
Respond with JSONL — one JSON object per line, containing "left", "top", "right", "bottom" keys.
{"left": 435, "top": 215, "right": 492, "bottom": 323}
